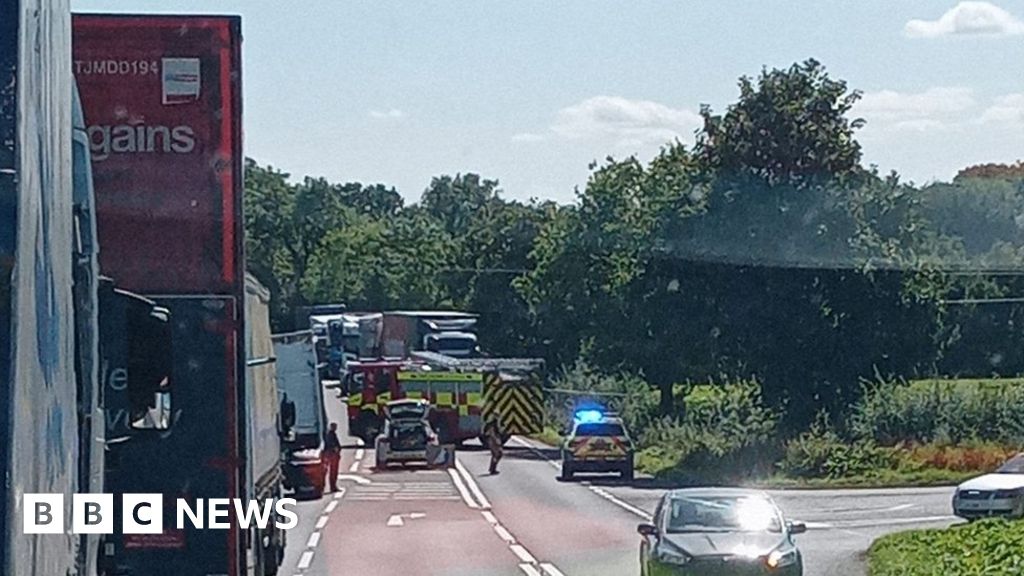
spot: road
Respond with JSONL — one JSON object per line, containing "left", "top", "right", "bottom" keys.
{"left": 281, "top": 384, "right": 960, "bottom": 576}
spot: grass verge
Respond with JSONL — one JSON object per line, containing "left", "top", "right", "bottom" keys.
{"left": 869, "top": 518, "right": 1024, "bottom": 576}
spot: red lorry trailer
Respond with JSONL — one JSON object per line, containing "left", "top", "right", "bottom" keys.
{"left": 74, "top": 15, "right": 287, "bottom": 576}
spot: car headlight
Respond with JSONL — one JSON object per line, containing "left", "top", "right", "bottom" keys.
{"left": 291, "top": 448, "right": 322, "bottom": 463}
{"left": 655, "top": 545, "right": 691, "bottom": 566}
{"left": 766, "top": 547, "right": 798, "bottom": 569}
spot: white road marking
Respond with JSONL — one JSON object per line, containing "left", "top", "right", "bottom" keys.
{"left": 456, "top": 458, "right": 492, "bottom": 509}
{"left": 511, "top": 436, "right": 562, "bottom": 470}
{"left": 409, "top": 512, "right": 426, "bottom": 519}
{"left": 336, "top": 474, "right": 370, "bottom": 484}
{"left": 840, "top": 515, "right": 958, "bottom": 529}
{"left": 447, "top": 468, "right": 480, "bottom": 509}
{"left": 355, "top": 448, "right": 365, "bottom": 460}
{"left": 482, "top": 511, "right": 498, "bottom": 524}
{"left": 333, "top": 490, "right": 345, "bottom": 499}
{"left": 387, "top": 514, "right": 404, "bottom": 527}
{"left": 315, "top": 515, "right": 329, "bottom": 530}
{"left": 297, "top": 550, "right": 314, "bottom": 570}
{"left": 510, "top": 544, "right": 537, "bottom": 564}
{"left": 494, "top": 524, "right": 516, "bottom": 543}
{"left": 355, "top": 438, "right": 365, "bottom": 447}
{"left": 588, "top": 486, "right": 653, "bottom": 521}
{"left": 540, "top": 563, "right": 566, "bottom": 576}
{"left": 324, "top": 500, "right": 338, "bottom": 514}
{"left": 804, "top": 521, "right": 832, "bottom": 529}
{"left": 519, "top": 564, "right": 543, "bottom": 576}
{"left": 349, "top": 461, "right": 360, "bottom": 472}
{"left": 306, "top": 531, "right": 321, "bottom": 548}
{"left": 884, "top": 503, "right": 914, "bottom": 512}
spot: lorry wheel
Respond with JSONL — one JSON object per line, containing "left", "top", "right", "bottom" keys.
{"left": 262, "top": 537, "right": 281, "bottom": 576}
{"left": 560, "top": 462, "right": 574, "bottom": 481}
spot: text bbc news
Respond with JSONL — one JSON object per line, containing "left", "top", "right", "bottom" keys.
{"left": 23, "top": 494, "right": 298, "bottom": 534}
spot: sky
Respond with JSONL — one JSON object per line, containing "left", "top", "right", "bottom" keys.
{"left": 72, "top": 0, "right": 1024, "bottom": 204}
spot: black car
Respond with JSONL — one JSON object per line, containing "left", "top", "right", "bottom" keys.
{"left": 637, "top": 488, "right": 806, "bottom": 576}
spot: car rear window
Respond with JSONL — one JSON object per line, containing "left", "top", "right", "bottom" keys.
{"left": 576, "top": 423, "right": 625, "bottom": 437}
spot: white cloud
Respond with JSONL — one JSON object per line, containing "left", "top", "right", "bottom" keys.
{"left": 856, "top": 87, "right": 976, "bottom": 133}
{"left": 511, "top": 132, "right": 546, "bottom": 143}
{"left": 979, "top": 93, "right": 1024, "bottom": 126}
{"left": 857, "top": 87, "right": 976, "bottom": 120}
{"left": 905, "top": 1, "right": 1024, "bottom": 38}
{"left": 369, "top": 108, "right": 404, "bottom": 120}
{"left": 548, "top": 96, "right": 702, "bottom": 147}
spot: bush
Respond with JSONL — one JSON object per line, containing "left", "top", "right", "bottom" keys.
{"left": 543, "top": 362, "right": 660, "bottom": 439}
{"left": 851, "top": 379, "right": 1024, "bottom": 445}
{"left": 869, "top": 518, "right": 1024, "bottom": 576}
{"left": 779, "top": 413, "right": 900, "bottom": 479}
{"left": 903, "top": 441, "right": 1018, "bottom": 473}
{"left": 642, "top": 378, "right": 781, "bottom": 482}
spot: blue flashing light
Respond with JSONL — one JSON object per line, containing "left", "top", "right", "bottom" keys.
{"left": 574, "top": 409, "right": 604, "bottom": 424}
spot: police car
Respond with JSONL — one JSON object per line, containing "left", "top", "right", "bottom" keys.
{"left": 561, "top": 409, "right": 635, "bottom": 481}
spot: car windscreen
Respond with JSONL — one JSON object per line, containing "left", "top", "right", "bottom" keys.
{"left": 997, "top": 454, "right": 1024, "bottom": 474}
{"left": 575, "top": 423, "right": 625, "bottom": 437}
{"left": 665, "top": 496, "right": 782, "bottom": 533}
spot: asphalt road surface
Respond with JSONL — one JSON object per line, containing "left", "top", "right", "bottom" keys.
{"left": 281, "top": 384, "right": 960, "bottom": 576}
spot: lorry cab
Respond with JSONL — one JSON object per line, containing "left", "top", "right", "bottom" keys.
{"left": 424, "top": 330, "right": 479, "bottom": 358}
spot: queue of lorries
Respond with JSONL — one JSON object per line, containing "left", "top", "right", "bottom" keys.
{"left": 3, "top": 5, "right": 296, "bottom": 576}
{"left": 2, "top": 7, "right": 550, "bottom": 576}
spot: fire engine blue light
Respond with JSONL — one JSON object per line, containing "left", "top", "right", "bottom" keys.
{"left": 574, "top": 409, "right": 603, "bottom": 423}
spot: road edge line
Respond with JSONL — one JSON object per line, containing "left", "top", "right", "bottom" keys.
{"left": 455, "top": 457, "right": 492, "bottom": 509}
{"left": 447, "top": 468, "right": 481, "bottom": 509}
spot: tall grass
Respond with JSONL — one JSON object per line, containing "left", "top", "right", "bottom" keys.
{"left": 850, "top": 379, "right": 1024, "bottom": 445}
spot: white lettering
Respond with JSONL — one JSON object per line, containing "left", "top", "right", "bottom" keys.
{"left": 232, "top": 499, "right": 274, "bottom": 529}
{"left": 274, "top": 498, "right": 298, "bottom": 530}
{"left": 176, "top": 499, "right": 204, "bottom": 529}
{"left": 87, "top": 123, "right": 198, "bottom": 161}
{"left": 207, "top": 498, "right": 230, "bottom": 529}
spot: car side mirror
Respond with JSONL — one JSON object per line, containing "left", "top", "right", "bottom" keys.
{"left": 637, "top": 523, "right": 658, "bottom": 537}
{"left": 787, "top": 521, "right": 807, "bottom": 535}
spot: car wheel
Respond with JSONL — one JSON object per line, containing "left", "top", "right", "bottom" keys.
{"left": 621, "top": 463, "right": 634, "bottom": 481}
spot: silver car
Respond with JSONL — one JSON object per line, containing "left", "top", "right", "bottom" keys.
{"left": 638, "top": 488, "right": 805, "bottom": 576}
{"left": 953, "top": 453, "right": 1024, "bottom": 520}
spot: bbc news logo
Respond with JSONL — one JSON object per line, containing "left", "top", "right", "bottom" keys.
{"left": 23, "top": 494, "right": 298, "bottom": 534}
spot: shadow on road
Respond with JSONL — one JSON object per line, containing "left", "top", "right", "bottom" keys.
{"left": 499, "top": 444, "right": 561, "bottom": 462}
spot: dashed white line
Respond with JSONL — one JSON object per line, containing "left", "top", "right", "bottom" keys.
{"left": 588, "top": 486, "right": 652, "bottom": 521}
{"left": 494, "top": 523, "right": 516, "bottom": 543}
{"left": 455, "top": 458, "right": 492, "bottom": 509}
{"left": 349, "top": 461, "right": 360, "bottom": 472}
{"left": 306, "top": 531, "right": 321, "bottom": 548}
{"left": 510, "top": 544, "right": 537, "bottom": 564}
{"left": 519, "top": 564, "right": 544, "bottom": 576}
{"left": 333, "top": 489, "right": 345, "bottom": 499}
{"left": 481, "top": 510, "right": 498, "bottom": 524}
{"left": 315, "top": 515, "right": 329, "bottom": 530}
{"left": 447, "top": 468, "right": 481, "bottom": 509}
{"left": 540, "top": 563, "right": 566, "bottom": 576}
{"left": 297, "top": 550, "right": 314, "bottom": 570}
{"left": 355, "top": 448, "right": 365, "bottom": 460}
{"left": 324, "top": 500, "right": 338, "bottom": 514}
